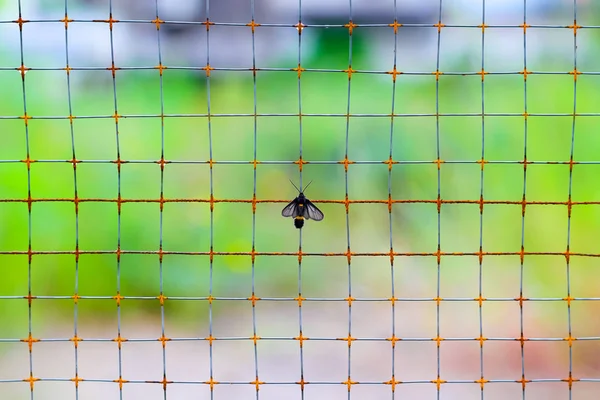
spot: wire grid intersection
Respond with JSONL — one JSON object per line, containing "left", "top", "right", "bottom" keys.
{"left": 0, "top": 0, "right": 598, "bottom": 399}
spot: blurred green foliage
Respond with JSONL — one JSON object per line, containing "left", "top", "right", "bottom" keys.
{"left": 1, "top": 29, "right": 600, "bottom": 341}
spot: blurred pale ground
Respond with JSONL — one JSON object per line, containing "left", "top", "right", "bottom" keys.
{"left": 1, "top": 0, "right": 600, "bottom": 399}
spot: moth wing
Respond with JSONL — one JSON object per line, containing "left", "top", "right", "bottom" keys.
{"left": 304, "top": 199, "right": 324, "bottom": 221}
{"left": 282, "top": 199, "right": 301, "bottom": 217}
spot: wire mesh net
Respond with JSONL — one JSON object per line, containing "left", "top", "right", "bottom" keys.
{"left": 1, "top": 0, "right": 600, "bottom": 399}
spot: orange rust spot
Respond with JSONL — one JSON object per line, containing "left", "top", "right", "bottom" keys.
{"left": 247, "top": 19, "right": 261, "bottom": 33}
{"left": 431, "top": 376, "right": 446, "bottom": 390}
{"left": 475, "top": 335, "right": 487, "bottom": 347}
{"left": 205, "top": 377, "right": 219, "bottom": 390}
{"left": 23, "top": 293, "right": 36, "bottom": 306}
{"left": 295, "top": 332, "right": 308, "bottom": 347}
{"left": 516, "top": 376, "right": 530, "bottom": 390}
{"left": 343, "top": 66, "right": 356, "bottom": 79}
{"left": 295, "top": 295, "right": 305, "bottom": 307}
{"left": 297, "top": 249, "right": 303, "bottom": 263}
{"left": 475, "top": 378, "right": 488, "bottom": 389}
{"left": 339, "top": 157, "right": 355, "bottom": 172}
{"left": 251, "top": 194, "right": 257, "bottom": 214}
{"left": 383, "top": 156, "right": 397, "bottom": 171}
{"left": 13, "top": 16, "right": 29, "bottom": 30}
{"left": 113, "top": 292, "right": 124, "bottom": 306}
{"left": 562, "top": 373, "right": 579, "bottom": 389}
{"left": 344, "top": 247, "right": 352, "bottom": 263}
{"left": 515, "top": 295, "right": 528, "bottom": 307}
{"left": 21, "top": 156, "right": 36, "bottom": 169}
{"left": 432, "top": 296, "right": 442, "bottom": 306}
{"left": 387, "top": 335, "right": 401, "bottom": 348}
{"left": 519, "top": 245, "right": 525, "bottom": 264}
{"left": 564, "top": 335, "right": 577, "bottom": 347}
{"left": 64, "top": 65, "right": 73, "bottom": 76}
{"left": 338, "top": 335, "right": 356, "bottom": 347}
{"left": 209, "top": 194, "right": 215, "bottom": 212}
{"left": 389, "top": 20, "right": 402, "bottom": 34}
{"left": 113, "top": 376, "right": 128, "bottom": 390}
{"left": 113, "top": 334, "right": 127, "bottom": 349}
{"left": 387, "top": 67, "right": 403, "bottom": 82}
{"left": 71, "top": 374, "right": 83, "bottom": 388}
{"left": 61, "top": 15, "right": 74, "bottom": 28}
{"left": 158, "top": 334, "right": 171, "bottom": 348}
{"left": 432, "top": 70, "right": 443, "bottom": 81}
{"left": 20, "top": 113, "right": 32, "bottom": 126}
{"left": 520, "top": 23, "right": 530, "bottom": 33}
{"left": 151, "top": 17, "right": 164, "bottom": 30}
{"left": 157, "top": 375, "right": 171, "bottom": 390}
{"left": 21, "top": 334, "right": 39, "bottom": 352}
{"left": 157, "top": 293, "right": 168, "bottom": 306}
{"left": 477, "top": 69, "right": 488, "bottom": 81}
{"left": 292, "top": 64, "right": 306, "bottom": 78}
{"left": 569, "top": 68, "right": 582, "bottom": 81}
{"left": 563, "top": 295, "right": 575, "bottom": 307}
{"left": 248, "top": 293, "right": 261, "bottom": 306}
{"left": 433, "top": 21, "right": 445, "bottom": 32}
{"left": 70, "top": 335, "right": 82, "bottom": 348}
{"left": 250, "top": 377, "right": 264, "bottom": 391}
{"left": 516, "top": 335, "right": 528, "bottom": 348}
{"left": 520, "top": 68, "right": 531, "bottom": 81}
{"left": 155, "top": 63, "right": 167, "bottom": 76}
{"left": 434, "top": 247, "right": 442, "bottom": 264}
{"left": 521, "top": 195, "right": 526, "bottom": 217}
{"left": 112, "top": 111, "right": 122, "bottom": 123}
{"left": 345, "top": 20, "right": 358, "bottom": 35}
{"left": 69, "top": 158, "right": 80, "bottom": 170}
{"left": 67, "top": 114, "right": 76, "bottom": 124}
{"left": 107, "top": 62, "right": 120, "bottom": 78}
{"left": 72, "top": 293, "right": 81, "bottom": 304}
{"left": 345, "top": 296, "right": 355, "bottom": 307}
{"left": 478, "top": 24, "right": 488, "bottom": 33}
{"left": 433, "top": 158, "right": 444, "bottom": 169}
{"left": 250, "top": 334, "right": 261, "bottom": 345}
{"left": 567, "top": 22, "right": 582, "bottom": 36}
{"left": 205, "top": 335, "right": 215, "bottom": 345}
{"left": 202, "top": 64, "right": 215, "bottom": 77}
{"left": 385, "top": 376, "right": 401, "bottom": 392}
{"left": 156, "top": 157, "right": 168, "bottom": 171}
{"left": 23, "top": 374, "right": 39, "bottom": 391}
{"left": 474, "top": 295, "right": 486, "bottom": 307}
{"left": 296, "top": 378, "right": 307, "bottom": 390}
{"left": 202, "top": 19, "right": 215, "bottom": 31}
{"left": 523, "top": 112, "right": 529, "bottom": 120}
{"left": 94, "top": 14, "right": 119, "bottom": 29}
{"left": 389, "top": 248, "right": 394, "bottom": 264}
{"left": 251, "top": 158, "right": 260, "bottom": 169}
{"left": 342, "top": 376, "right": 358, "bottom": 391}
{"left": 433, "top": 336, "right": 444, "bottom": 347}
{"left": 567, "top": 196, "right": 573, "bottom": 218}
{"left": 294, "top": 157, "right": 307, "bottom": 171}
{"left": 294, "top": 22, "right": 306, "bottom": 33}
{"left": 478, "top": 195, "right": 484, "bottom": 215}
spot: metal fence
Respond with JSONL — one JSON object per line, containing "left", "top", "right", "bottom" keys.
{"left": 0, "top": 0, "right": 599, "bottom": 399}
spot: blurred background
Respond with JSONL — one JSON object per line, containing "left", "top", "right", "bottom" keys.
{"left": 1, "top": 0, "right": 600, "bottom": 398}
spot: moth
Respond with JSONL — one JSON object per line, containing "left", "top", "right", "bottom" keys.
{"left": 281, "top": 180, "right": 324, "bottom": 229}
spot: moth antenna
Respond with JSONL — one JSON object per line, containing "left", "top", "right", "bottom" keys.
{"left": 302, "top": 180, "right": 313, "bottom": 193}
{"left": 289, "top": 179, "right": 301, "bottom": 193}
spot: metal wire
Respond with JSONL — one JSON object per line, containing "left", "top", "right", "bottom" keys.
{"left": 2, "top": 0, "right": 599, "bottom": 398}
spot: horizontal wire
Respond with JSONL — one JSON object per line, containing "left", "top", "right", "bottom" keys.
{"left": 0, "top": 296, "right": 595, "bottom": 302}
{"left": 0, "top": 19, "right": 598, "bottom": 30}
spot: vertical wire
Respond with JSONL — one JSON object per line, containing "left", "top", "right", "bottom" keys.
{"left": 434, "top": 1, "right": 444, "bottom": 399}
{"left": 205, "top": 0, "right": 215, "bottom": 398}
{"left": 296, "top": 1, "right": 306, "bottom": 399}
{"left": 345, "top": 1, "right": 354, "bottom": 399}
{"left": 388, "top": 1, "right": 399, "bottom": 398}
{"left": 519, "top": 2, "right": 528, "bottom": 399}
{"left": 105, "top": 1, "right": 124, "bottom": 398}
{"left": 565, "top": 1, "right": 578, "bottom": 399}
{"left": 478, "top": 1, "right": 487, "bottom": 399}
{"left": 16, "top": 0, "right": 34, "bottom": 398}
{"left": 249, "top": 1, "right": 260, "bottom": 398}
{"left": 153, "top": 0, "right": 168, "bottom": 398}
{"left": 63, "top": 1, "right": 80, "bottom": 399}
